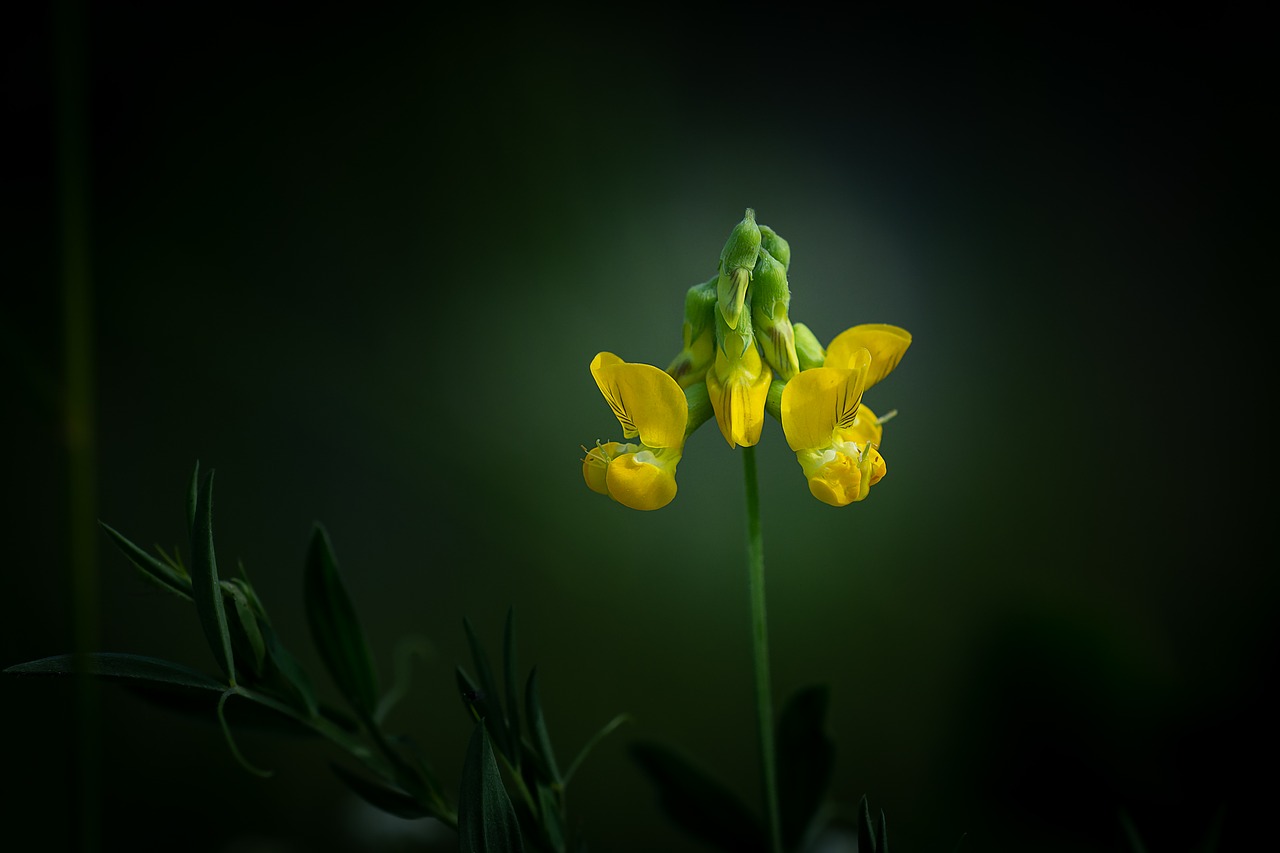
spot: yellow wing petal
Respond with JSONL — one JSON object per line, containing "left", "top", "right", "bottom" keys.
{"left": 591, "top": 356, "right": 688, "bottom": 448}
{"left": 825, "top": 324, "right": 911, "bottom": 390}
{"left": 780, "top": 358, "right": 869, "bottom": 452}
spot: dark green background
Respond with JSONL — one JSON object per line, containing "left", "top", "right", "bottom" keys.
{"left": 3, "top": 5, "right": 1271, "bottom": 852}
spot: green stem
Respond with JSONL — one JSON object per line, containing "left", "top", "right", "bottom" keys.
{"left": 742, "top": 446, "right": 782, "bottom": 853}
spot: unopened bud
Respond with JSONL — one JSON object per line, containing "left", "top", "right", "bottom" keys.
{"left": 716, "top": 208, "right": 761, "bottom": 330}
{"left": 759, "top": 224, "right": 791, "bottom": 270}
{"left": 792, "top": 322, "right": 826, "bottom": 371}
{"left": 750, "top": 248, "right": 799, "bottom": 380}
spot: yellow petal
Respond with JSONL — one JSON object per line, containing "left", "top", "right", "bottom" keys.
{"left": 590, "top": 353, "right": 688, "bottom": 448}
{"left": 825, "top": 324, "right": 911, "bottom": 390}
{"left": 706, "top": 347, "right": 771, "bottom": 449}
{"left": 780, "top": 354, "right": 870, "bottom": 452}
{"left": 835, "top": 403, "right": 884, "bottom": 447}
{"left": 581, "top": 441, "right": 624, "bottom": 496}
{"left": 605, "top": 452, "right": 679, "bottom": 511}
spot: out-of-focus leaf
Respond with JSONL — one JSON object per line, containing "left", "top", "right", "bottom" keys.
{"left": 463, "top": 617, "right": 513, "bottom": 759}
{"left": 878, "top": 809, "right": 889, "bottom": 853}
{"left": 535, "top": 782, "right": 565, "bottom": 852}
{"left": 857, "top": 795, "right": 876, "bottom": 853}
{"left": 190, "top": 468, "right": 235, "bottom": 683}
{"left": 524, "top": 667, "right": 562, "bottom": 786}
{"left": 777, "top": 684, "right": 835, "bottom": 850}
{"left": 261, "top": 622, "right": 318, "bottom": 719}
{"left": 564, "top": 713, "right": 629, "bottom": 785}
{"left": 4, "top": 652, "right": 223, "bottom": 691}
{"left": 100, "top": 522, "right": 192, "bottom": 600}
{"left": 502, "top": 606, "right": 522, "bottom": 768}
{"left": 458, "top": 720, "right": 524, "bottom": 853}
{"left": 629, "top": 741, "right": 765, "bottom": 853}
{"left": 304, "top": 523, "right": 378, "bottom": 718}
{"left": 330, "top": 762, "right": 431, "bottom": 819}
{"left": 187, "top": 460, "right": 200, "bottom": 539}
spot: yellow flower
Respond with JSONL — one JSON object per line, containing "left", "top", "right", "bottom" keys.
{"left": 583, "top": 352, "right": 689, "bottom": 510}
{"left": 780, "top": 324, "right": 910, "bottom": 506}
{"left": 706, "top": 309, "right": 771, "bottom": 449}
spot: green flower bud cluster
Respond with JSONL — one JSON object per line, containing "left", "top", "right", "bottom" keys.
{"left": 666, "top": 208, "right": 808, "bottom": 395}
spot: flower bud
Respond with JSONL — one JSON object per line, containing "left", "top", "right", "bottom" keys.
{"left": 792, "top": 322, "right": 827, "bottom": 371}
{"left": 665, "top": 277, "right": 717, "bottom": 388}
{"left": 750, "top": 248, "right": 799, "bottom": 380}
{"left": 716, "top": 208, "right": 761, "bottom": 330}
{"left": 759, "top": 224, "right": 790, "bottom": 270}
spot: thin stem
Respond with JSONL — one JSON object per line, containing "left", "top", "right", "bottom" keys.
{"left": 742, "top": 446, "right": 782, "bottom": 853}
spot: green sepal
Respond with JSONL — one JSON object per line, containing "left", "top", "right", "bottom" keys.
{"left": 759, "top": 224, "right": 791, "bottom": 270}
{"left": 776, "top": 684, "right": 835, "bottom": 851}
{"left": 683, "top": 276, "right": 719, "bottom": 345}
{"left": 303, "top": 523, "right": 379, "bottom": 718}
{"left": 190, "top": 469, "right": 236, "bottom": 684}
{"left": 524, "top": 667, "right": 562, "bottom": 786}
{"left": 684, "top": 382, "right": 713, "bottom": 438}
{"left": 462, "top": 617, "right": 515, "bottom": 760}
{"left": 330, "top": 761, "right": 432, "bottom": 820}
{"left": 793, "top": 322, "right": 827, "bottom": 371}
{"left": 100, "top": 521, "right": 192, "bottom": 600}
{"left": 629, "top": 741, "right": 765, "bottom": 853}
{"left": 458, "top": 719, "right": 525, "bottom": 853}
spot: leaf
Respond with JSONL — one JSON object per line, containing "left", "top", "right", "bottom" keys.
{"left": 187, "top": 460, "right": 200, "bottom": 539}
{"left": 261, "top": 621, "right": 318, "bottom": 719}
{"left": 564, "top": 712, "right": 630, "bottom": 785}
{"left": 3, "top": 652, "right": 224, "bottom": 692}
{"left": 330, "top": 762, "right": 431, "bottom": 820}
{"left": 502, "top": 606, "right": 522, "bottom": 768}
{"left": 629, "top": 741, "right": 766, "bottom": 853}
{"left": 776, "top": 684, "right": 835, "bottom": 850}
{"left": 857, "top": 795, "right": 876, "bottom": 853}
{"left": 99, "top": 522, "right": 192, "bottom": 600}
{"left": 878, "top": 809, "right": 889, "bottom": 853}
{"left": 222, "top": 579, "right": 266, "bottom": 678}
{"left": 190, "top": 468, "right": 236, "bottom": 683}
{"left": 458, "top": 719, "right": 525, "bottom": 853}
{"left": 303, "top": 523, "right": 378, "bottom": 718}
{"left": 463, "top": 616, "right": 513, "bottom": 759}
{"left": 524, "top": 667, "right": 562, "bottom": 786}
{"left": 535, "top": 782, "right": 565, "bottom": 852}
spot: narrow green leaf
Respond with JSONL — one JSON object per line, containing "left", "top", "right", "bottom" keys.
{"left": 629, "top": 741, "right": 766, "bottom": 853}
{"left": 222, "top": 579, "right": 266, "bottom": 677}
{"left": 458, "top": 720, "right": 525, "bottom": 853}
{"left": 190, "top": 468, "right": 235, "bottom": 683}
{"left": 524, "top": 667, "right": 562, "bottom": 786}
{"left": 261, "top": 622, "right": 318, "bottom": 718}
{"left": 100, "top": 522, "right": 193, "bottom": 600}
{"left": 878, "top": 809, "right": 889, "bottom": 853}
{"left": 857, "top": 795, "right": 876, "bottom": 853}
{"left": 535, "top": 782, "right": 565, "bottom": 853}
{"left": 776, "top": 684, "right": 835, "bottom": 850}
{"left": 502, "top": 606, "right": 522, "bottom": 768}
{"left": 463, "top": 616, "right": 513, "bottom": 759}
{"left": 564, "top": 713, "right": 630, "bottom": 785}
{"left": 187, "top": 460, "right": 200, "bottom": 539}
{"left": 330, "top": 762, "right": 431, "bottom": 819}
{"left": 303, "top": 523, "right": 378, "bottom": 717}
{"left": 4, "top": 652, "right": 224, "bottom": 691}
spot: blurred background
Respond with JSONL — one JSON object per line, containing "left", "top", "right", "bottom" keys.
{"left": 3, "top": 4, "right": 1271, "bottom": 852}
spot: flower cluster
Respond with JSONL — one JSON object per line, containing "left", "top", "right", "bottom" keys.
{"left": 581, "top": 209, "right": 911, "bottom": 510}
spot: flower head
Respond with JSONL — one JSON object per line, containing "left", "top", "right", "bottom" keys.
{"left": 780, "top": 324, "right": 911, "bottom": 506}
{"left": 583, "top": 352, "right": 689, "bottom": 510}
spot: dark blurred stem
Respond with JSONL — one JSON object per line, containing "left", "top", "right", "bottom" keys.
{"left": 743, "top": 446, "right": 781, "bottom": 853}
{"left": 56, "top": 0, "right": 99, "bottom": 850}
